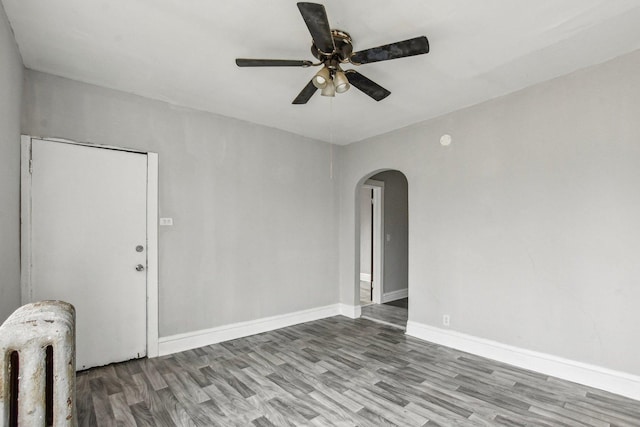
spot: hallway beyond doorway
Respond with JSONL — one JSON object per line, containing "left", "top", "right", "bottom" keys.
{"left": 357, "top": 169, "right": 409, "bottom": 330}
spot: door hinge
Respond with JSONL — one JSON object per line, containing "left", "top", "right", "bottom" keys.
{"left": 29, "top": 159, "right": 33, "bottom": 174}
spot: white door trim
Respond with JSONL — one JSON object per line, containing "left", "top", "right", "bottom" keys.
{"left": 363, "top": 179, "right": 384, "bottom": 305}
{"left": 20, "top": 135, "right": 160, "bottom": 358}
{"left": 146, "top": 152, "right": 159, "bottom": 357}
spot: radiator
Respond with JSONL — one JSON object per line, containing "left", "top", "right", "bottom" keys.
{"left": 0, "top": 301, "right": 76, "bottom": 426}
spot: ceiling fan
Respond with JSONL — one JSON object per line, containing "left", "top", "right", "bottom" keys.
{"left": 236, "top": 2, "right": 430, "bottom": 104}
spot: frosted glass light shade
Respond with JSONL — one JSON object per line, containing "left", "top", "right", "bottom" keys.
{"left": 321, "top": 79, "right": 336, "bottom": 97}
{"left": 334, "top": 70, "right": 350, "bottom": 93}
{"left": 312, "top": 66, "right": 331, "bottom": 89}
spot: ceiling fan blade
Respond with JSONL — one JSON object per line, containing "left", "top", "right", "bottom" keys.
{"left": 346, "top": 71, "right": 391, "bottom": 101}
{"left": 292, "top": 80, "right": 318, "bottom": 104}
{"left": 236, "top": 58, "right": 313, "bottom": 67}
{"left": 351, "top": 36, "right": 429, "bottom": 65}
{"left": 297, "top": 2, "right": 335, "bottom": 54}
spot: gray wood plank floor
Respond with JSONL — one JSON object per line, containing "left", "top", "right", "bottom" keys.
{"left": 361, "top": 303, "right": 408, "bottom": 329}
{"left": 77, "top": 316, "right": 640, "bottom": 426}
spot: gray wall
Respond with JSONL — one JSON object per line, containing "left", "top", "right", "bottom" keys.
{"left": 359, "top": 187, "right": 372, "bottom": 277}
{"left": 338, "top": 49, "right": 640, "bottom": 376}
{"left": 22, "top": 70, "right": 339, "bottom": 337}
{"left": 370, "top": 170, "right": 408, "bottom": 294}
{"left": 0, "top": 3, "right": 23, "bottom": 323}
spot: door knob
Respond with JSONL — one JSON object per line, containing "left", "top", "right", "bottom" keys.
{"left": 135, "top": 264, "right": 145, "bottom": 272}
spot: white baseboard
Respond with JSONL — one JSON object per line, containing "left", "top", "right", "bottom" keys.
{"left": 339, "top": 304, "right": 361, "bottom": 319}
{"left": 406, "top": 321, "right": 640, "bottom": 401}
{"left": 159, "top": 304, "right": 340, "bottom": 356}
{"left": 359, "top": 273, "right": 371, "bottom": 282}
{"left": 381, "top": 288, "right": 408, "bottom": 303}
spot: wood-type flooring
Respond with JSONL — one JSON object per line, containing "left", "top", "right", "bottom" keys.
{"left": 76, "top": 316, "right": 640, "bottom": 426}
{"left": 385, "top": 298, "right": 409, "bottom": 309}
{"left": 361, "top": 303, "right": 408, "bottom": 329}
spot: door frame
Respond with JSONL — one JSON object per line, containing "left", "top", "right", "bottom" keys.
{"left": 20, "top": 135, "right": 160, "bottom": 358}
{"left": 362, "top": 179, "right": 384, "bottom": 305}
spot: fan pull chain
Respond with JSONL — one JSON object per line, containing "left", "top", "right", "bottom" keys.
{"left": 329, "top": 97, "right": 334, "bottom": 179}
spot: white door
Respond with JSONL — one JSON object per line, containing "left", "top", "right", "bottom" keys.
{"left": 29, "top": 139, "right": 148, "bottom": 370}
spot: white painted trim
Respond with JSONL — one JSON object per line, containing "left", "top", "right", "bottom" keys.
{"left": 20, "top": 136, "right": 33, "bottom": 305}
{"left": 159, "top": 304, "right": 342, "bottom": 356}
{"left": 146, "top": 153, "right": 159, "bottom": 358}
{"left": 359, "top": 273, "right": 371, "bottom": 282}
{"left": 24, "top": 136, "right": 149, "bottom": 154}
{"left": 20, "top": 136, "right": 160, "bottom": 359}
{"left": 364, "top": 179, "right": 384, "bottom": 187}
{"left": 406, "top": 321, "right": 640, "bottom": 401}
{"left": 363, "top": 180, "right": 384, "bottom": 305}
{"left": 339, "top": 304, "right": 362, "bottom": 319}
{"left": 381, "top": 288, "right": 408, "bottom": 303}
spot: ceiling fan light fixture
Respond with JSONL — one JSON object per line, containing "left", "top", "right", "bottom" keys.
{"left": 334, "top": 69, "right": 350, "bottom": 93}
{"left": 235, "top": 3, "right": 430, "bottom": 104}
{"left": 321, "top": 79, "right": 336, "bottom": 97}
{"left": 312, "top": 66, "right": 331, "bottom": 89}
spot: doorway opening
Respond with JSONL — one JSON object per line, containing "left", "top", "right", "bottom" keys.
{"left": 357, "top": 170, "right": 408, "bottom": 329}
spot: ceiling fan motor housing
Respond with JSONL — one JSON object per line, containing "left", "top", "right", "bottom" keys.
{"left": 311, "top": 30, "right": 353, "bottom": 65}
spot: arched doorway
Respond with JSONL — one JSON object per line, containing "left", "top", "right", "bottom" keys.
{"left": 356, "top": 170, "right": 408, "bottom": 329}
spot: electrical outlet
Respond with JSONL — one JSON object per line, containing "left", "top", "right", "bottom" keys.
{"left": 443, "top": 314, "right": 450, "bottom": 327}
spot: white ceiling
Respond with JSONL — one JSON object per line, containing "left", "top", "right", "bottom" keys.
{"left": 3, "top": 0, "right": 640, "bottom": 144}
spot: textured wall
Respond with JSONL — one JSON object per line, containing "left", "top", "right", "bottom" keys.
{"left": 339, "top": 49, "right": 640, "bottom": 375}
{"left": 22, "top": 70, "right": 339, "bottom": 337}
{"left": 0, "top": 2, "right": 23, "bottom": 323}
